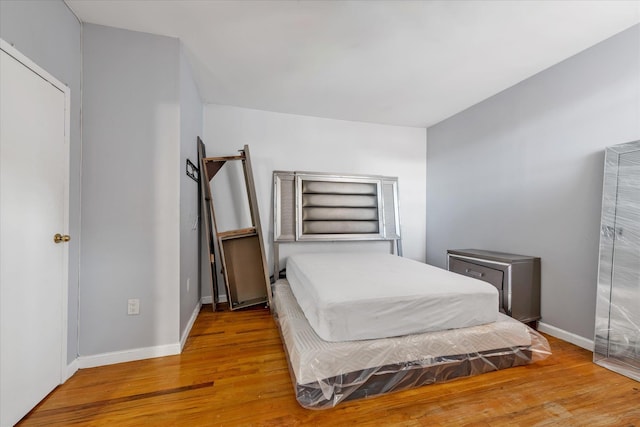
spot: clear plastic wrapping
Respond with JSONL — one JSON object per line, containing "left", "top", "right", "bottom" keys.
{"left": 273, "top": 280, "right": 551, "bottom": 409}
{"left": 594, "top": 140, "right": 640, "bottom": 381}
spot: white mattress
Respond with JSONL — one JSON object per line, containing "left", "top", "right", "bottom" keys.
{"left": 285, "top": 252, "right": 499, "bottom": 342}
{"left": 273, "top": 280, "right": 536, "bottom": 385}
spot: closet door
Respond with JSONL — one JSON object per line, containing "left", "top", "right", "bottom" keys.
{"left": 0, "top": 42, "right": 69, "bottom": 426}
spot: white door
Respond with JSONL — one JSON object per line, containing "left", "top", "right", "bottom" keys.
{"left": 0, "top": 41, "right": 69, "bottom": 427}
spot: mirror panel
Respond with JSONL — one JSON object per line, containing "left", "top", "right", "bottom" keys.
{"left": 594, "top": 140, "right": 640, "bottom": 381}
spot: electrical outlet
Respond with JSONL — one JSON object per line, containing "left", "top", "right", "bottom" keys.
{"left": 127, "top": 298, "right": 140, "bottom": 315}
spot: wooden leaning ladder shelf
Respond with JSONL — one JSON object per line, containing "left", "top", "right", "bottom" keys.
{"left": 199, "top": 142, "right": 271, "bottom": 310}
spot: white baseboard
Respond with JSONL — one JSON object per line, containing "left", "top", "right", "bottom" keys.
{"left": 65, "top": 358, "right": 79, "bottom": 381}
{"left": 181, "top": 301, "right": 202, "bottom": 350}
{"left": 538, "top": 322, "right": 594, "bottom": 351}
{"left": 77, "top": 343, "right": 181, "bottom": 369}
{"left": 68, "top": 300, "right": 210, "bottom": 372}
{"left": 68, "top": 318, "right": 591, "bottom": 374}
{"left": 201, "top": 294, "right": 227, "bottom": 304}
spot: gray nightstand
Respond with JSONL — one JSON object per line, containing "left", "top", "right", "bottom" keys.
{"left": 447, "top": 249, "right": 541, "bottom": 328}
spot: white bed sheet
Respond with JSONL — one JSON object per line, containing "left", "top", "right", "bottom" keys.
{"left": 286, "top": 252, "right": 499, "bottom": 342}
{"left": 273, "top": 280, "right": 535, "bottom": 385}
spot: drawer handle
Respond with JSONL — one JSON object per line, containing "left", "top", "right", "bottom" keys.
{"left": 465, "top": 268, "right": 484, "bottom": 278}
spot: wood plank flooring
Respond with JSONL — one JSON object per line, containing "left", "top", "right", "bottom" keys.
{"left": 18, "top": 305, "right": 639, "bottom": 426}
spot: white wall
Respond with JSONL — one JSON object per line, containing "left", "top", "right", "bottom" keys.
{"left": 426, "top": 25, "right": 640, "bottom": 342}
{"left": 80, "top": 24, "right": 181, "bottom": 357}
{"left": 0, "top": 0, "right": 81, "bottom": 365}
{"left": 204, "top": 105, "right": 426, "bottom": 299}
{"left": 179, "top": 46, "right": 203, "bottom": 338}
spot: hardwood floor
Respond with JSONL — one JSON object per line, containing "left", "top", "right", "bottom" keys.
{"left": 19, "top": 305, "right": 639, "bottom": 426}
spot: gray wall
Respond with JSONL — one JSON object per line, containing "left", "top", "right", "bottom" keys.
{"left": 426, "top": 25, "right": 640, "bottom": 341}
{"left": 179, "top": 47, "right": 203, "bottom": 337}
{"left": 81, "top": 24, "right": 181, "bottom": 355}
{"left": 204, "top": 105, "right": 427, "bottom": 302}
{"left": 0, "top": 0, "right": 82, "bottom": 364}
{"left": 3, "top": 4, "right": 204, "bottom": 362}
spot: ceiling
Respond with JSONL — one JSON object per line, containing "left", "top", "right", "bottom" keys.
{"left": 65, "top": 0, "right": 640, "bottom": 128}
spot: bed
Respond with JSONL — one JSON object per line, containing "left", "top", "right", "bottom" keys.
{"left": 271, "top": 171, "right": 551, "bottom": 409}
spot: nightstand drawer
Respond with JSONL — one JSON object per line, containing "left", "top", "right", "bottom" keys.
{"left": 449, "top": 257, "right": 503, "bottom": 290}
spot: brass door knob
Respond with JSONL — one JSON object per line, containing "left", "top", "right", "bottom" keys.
{"left": 54, "top": 233, "right": 70, "bottom": 243}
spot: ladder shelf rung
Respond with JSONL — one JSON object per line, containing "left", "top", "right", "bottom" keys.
{"left": 218, "top": 227, "right": 256, "bottom": 240}
{"left": 203, "top": 155, "right": 244, "bottom": 162}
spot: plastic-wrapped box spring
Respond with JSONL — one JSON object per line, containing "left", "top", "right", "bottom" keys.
{"left": 273, "top": 280, "right": 551, "bottom": 409}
